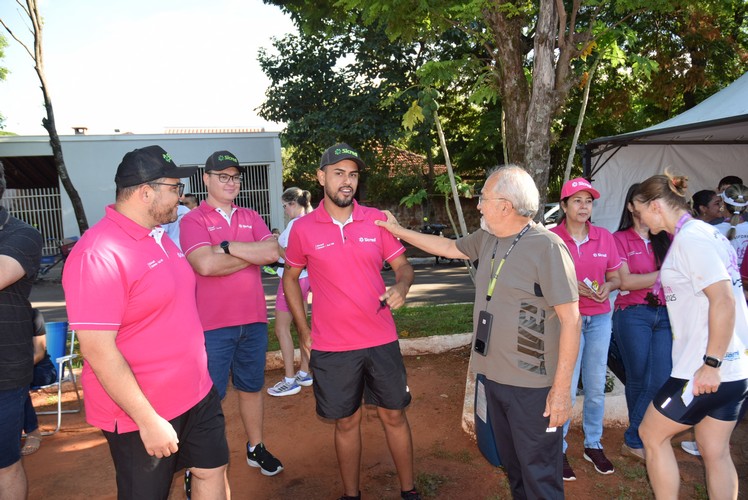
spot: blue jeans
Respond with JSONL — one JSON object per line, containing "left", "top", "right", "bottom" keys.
{"left": 563, "top": 313, "right": 611, "bottom": 452}
{"left": 613, "top": 305, "right": 672, "bottom": 448}
{"left": 204, "top": 323, "right": 268, "bottom": 399}
{"left": 0, "top": 386, "right": 28, "bottom": 468}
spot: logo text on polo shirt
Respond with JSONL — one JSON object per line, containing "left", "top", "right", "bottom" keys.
{"left": 314, "top": 242, "right": 335, "bottom": 250}
{"left": 239, "top": 224, "right": 252, "bottom": 229}
{"left": 359, "top": 237, "right": 377, "bottom": 243}
{"left": 147, "top": 258, "right": 164, "bottom": 269}
{"left": 592, "top": 252, "right": 607, "bottom": 258}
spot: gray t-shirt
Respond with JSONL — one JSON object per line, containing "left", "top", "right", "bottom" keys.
{"left": 456, "top": 223, "right": 578, "bottom": 388}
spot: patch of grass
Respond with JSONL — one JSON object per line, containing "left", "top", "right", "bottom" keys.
{"left": 620, "top": 462, "right": 648, "bottom": 480}
{"left": 415, "top": 471, "right": 447, "bottom": 498}
{"left": 693, "top": 483, "right": 709, "bottom": 500}
{"left": 429, "top": 441, "right": 473, "bottom": 464}
{"left": 266, "top": 303, "right": 473, "bottom": 352}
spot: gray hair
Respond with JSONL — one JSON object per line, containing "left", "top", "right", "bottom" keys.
{"left": 487, "top": 165, "right": 539, "bottom": 218}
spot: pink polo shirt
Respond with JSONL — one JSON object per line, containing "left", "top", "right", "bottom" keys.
{"left": 550, "top": 221, "right": 621, "bottom": 316}
{"left": 62, "top": 206, "right": 212, "bottom": 433}
{"left": 284, "top": 200, "right": 406, "bottom": 351}
{"left": 180, "top": 201, "right": 274, "bottom": 331}
{"left": 613, "top": 228, "right": 665, "bottom": 309}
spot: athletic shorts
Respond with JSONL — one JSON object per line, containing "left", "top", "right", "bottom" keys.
{"left": 275, "top": 276, "right": 311, "bottom": 313}
{"left": 103, "top": 386, "right": 228, "bottom": 500}
{"left": 310, "top": 340, "right": 411, "bottom": 420}
{"left": 204, "top": 323, "right": 268, "bottom": 398}
{"left": 0, "top": 386, "right": 27, "bottom": 468}
{"left": 653, "top": 377, "right": 748, "bottom": 426}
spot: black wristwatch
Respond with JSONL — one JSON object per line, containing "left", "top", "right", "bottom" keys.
{"left": 703, "top": 355, "right": 722, "bottom": 368}
{"left": 220, "top": 241, "right": 230, "bottom": 255}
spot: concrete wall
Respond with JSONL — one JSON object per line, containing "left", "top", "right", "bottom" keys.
{"left": 0, "top": 133, "right": 284, "bottom": 236}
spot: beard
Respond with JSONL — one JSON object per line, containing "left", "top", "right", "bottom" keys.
{"left": 149, "top": 200, "right": 178, "bottom": 226}
{"left": 480, "top": 216, "right": 489, "bottom": 233}
{"left": 325, "top": 185, "right": 354, "bottom": 208}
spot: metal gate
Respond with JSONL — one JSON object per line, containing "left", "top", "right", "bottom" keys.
{"left": 185, "top": 164, "right": 273, "bottom": 229}
{"left": 1, "top": 187, "right": 63, "bottom": 256}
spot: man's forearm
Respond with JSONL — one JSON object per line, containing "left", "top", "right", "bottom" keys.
{"left": 228, "top": 239, "right": 279, "bottom": 266}
{"left": 282, "top": 269, "right": 309, "bottom": 334}
{"left": 552, "top": 304, "right": 581, "bottom": 390}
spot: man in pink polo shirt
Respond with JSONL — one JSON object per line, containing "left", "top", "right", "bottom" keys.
{"left": 283, "top": 143, "right": 420, "bottom": 500}
{"left": 62, "top": 145, "right": 229, "bottom": 499}
{"left": 180, "top": 150, "right": 283, "bottom": 477}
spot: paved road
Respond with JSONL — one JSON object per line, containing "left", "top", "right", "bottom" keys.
{"left": 30, "top": 259, "right": 476, "bottom": 323}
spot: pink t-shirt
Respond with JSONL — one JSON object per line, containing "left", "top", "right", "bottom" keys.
{"left": 180, "top": 201, "right": 273, "bottom": 331}
{"left": 550, "top": 221, "right": 622, "bottom": 316}
{"left": 284, "top": 200, "right": 406, "bottom": 351}
{"left": 62, "top": 206, "right": 213, "bottom": 433}
{"left": 613, "top": 228, "right": 665, "bottom": 309}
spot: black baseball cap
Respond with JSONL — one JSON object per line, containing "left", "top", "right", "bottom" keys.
{"left": 205, "top": 150, "right": 246, "bottom": 172}
{"left": 115, "top": 145, "right": 197, "bottom": 188}
{"left": 319, "top": 143, "right": 366, "bottom": 170}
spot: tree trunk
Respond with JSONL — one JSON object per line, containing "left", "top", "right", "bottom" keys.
{"left": 564, "top": 55, "right": 600, "bottom": 183}
{"left": 524, "top": 0, "right": 559, "bottom": 212}
{"left": 29, "top": 0, "right": 89, "bottom": 234}
{"left": 483, "top": 2, "right": 530, "bottom": 166}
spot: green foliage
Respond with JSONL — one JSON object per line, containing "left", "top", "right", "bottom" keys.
{"left": 0, "top": 34, "right": 7, "bottom": 81}
{"left": 0, "top": 34, "right": 7, "bottom": 129}
{"left": 400, "top": 188, "right": 429, "bottom": 208}
{"left": 267, "top": 0, "right": 748, "bottom": 199}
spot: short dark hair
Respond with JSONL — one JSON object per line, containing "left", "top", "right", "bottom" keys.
{"left": 718, "top": 175, "right": 743, "bottom": 190}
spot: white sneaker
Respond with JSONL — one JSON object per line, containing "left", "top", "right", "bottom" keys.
{"left": 294, "top": 371, "right": 313, "bottom": 387}
{"left": 680, "top": 441, "right": 701, "bottom": 456}
{"left": 267, "top": 379, "right": 301, "bottom": 397}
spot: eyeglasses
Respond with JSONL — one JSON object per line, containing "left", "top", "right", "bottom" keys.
{"left": 149, "top": 181, "right": 185, "bottom": 197}
{"left": 207, "top": 172, "right": 242, "bottom": 184}
{"left": 478, "top": 195, "right": 510, "bottom": 204}
{"left": 282, "top": 201, "right": 296, "bottom": 209}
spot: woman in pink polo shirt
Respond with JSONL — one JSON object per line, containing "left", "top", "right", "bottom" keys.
{"left": 612, "top": 183, "right": 673, "bottom": 462}
{"left": 550, "top": 178, "right": 621, "bottom": 480}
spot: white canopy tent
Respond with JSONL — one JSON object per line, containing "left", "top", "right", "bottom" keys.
{"left": 583, "top": 71, "right": 748, "bottom": 231}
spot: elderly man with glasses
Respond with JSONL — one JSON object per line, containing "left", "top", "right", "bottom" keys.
{"left": 180, "top": 150, "right": 283, "bottom": 477}
{"left": 376, "top": 165, "right": 581, "bottom": 499}
{"left": 62, "top": 145, "right": 230, "bottom": 498}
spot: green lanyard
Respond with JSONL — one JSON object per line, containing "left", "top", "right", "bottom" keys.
{"left": 486, "top": 223, "right": 531, "bottom": 302}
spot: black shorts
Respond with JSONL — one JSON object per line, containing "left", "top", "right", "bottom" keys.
{"left": 653, "top": 377, "right": 748, "bottom": 426}
{"left": 310, "top": 340, "right": 412, "bottom": 420}
{"left": 103, "top": 386, "right": 228, "bottom": 500}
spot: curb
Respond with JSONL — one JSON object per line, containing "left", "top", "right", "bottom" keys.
{"left": 264, "top": 332, "right": 474, "bottom": 370}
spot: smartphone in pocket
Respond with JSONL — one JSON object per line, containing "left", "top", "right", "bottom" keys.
{"left": 474, "top": 310, "right": 493, "bottom": 356}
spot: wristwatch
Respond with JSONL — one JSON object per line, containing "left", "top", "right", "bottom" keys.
{"left": 220, "top": 241, "right": 230, "bottom": 255}
{"left": 703, "top": 355, "right": 722, "bottom": 368}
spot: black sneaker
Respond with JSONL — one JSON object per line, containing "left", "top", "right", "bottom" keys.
{"left": 584, "top": 447, "right": 615, "bottom": 475}
{"left": 246, "top": 442, "right": 284, "bottom": 476}
{"left": 401, "top": 489, "right": 421, "bottom": 499}
{"left": 562, "top": 453, "right": 576, "bottom": 481}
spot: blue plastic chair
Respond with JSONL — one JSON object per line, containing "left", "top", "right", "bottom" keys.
{"left": 34, "top": 321, "right": 82, "bottom": 435}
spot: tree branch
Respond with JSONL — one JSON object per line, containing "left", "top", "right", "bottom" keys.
{"left": 0, "top": 17, "right": 34, "bottom": 59}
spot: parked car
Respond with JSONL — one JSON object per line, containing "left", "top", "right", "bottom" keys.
{"left": 543, "top": 202, "right": 561, "bottom": 228}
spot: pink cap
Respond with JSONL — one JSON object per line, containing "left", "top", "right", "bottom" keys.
{"left": 560, "top": 177, "right": 600, "bottom": 200}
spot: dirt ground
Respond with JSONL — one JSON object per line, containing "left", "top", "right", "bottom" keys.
{"left": 24, "top": 347, "right": 748, "bottom": 499}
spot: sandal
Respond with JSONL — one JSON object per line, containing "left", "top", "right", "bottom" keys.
{"left": 21, "top": 434, "right": 42, "bottom": 456}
